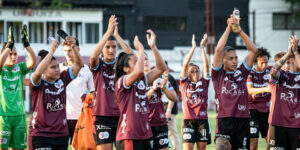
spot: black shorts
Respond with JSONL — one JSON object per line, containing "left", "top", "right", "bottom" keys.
{"left": 249, "top": 109, "right": 269, "bottom": 139}
{"left": 93, "top": 116, "right": 119, "bottom": 145}
{"left": 182, "top": 119, "right": 211, "bottom": 144}
{"left": 116, "top": 139, "right": 152, "bottom": 150}
{"left": 151, "top": 124, "right": 169, "bottom": 149}
{"left": 31, "top": 136, "right": 69, "bottom": 150}
{"left": 67, "top": 119, "right": 78, "bottom": 144}
{"left": 267, "top": 125, "right": 300, "bottom": 149}
{"left": 216, "top": 117, "right": 250, "bottom": 150}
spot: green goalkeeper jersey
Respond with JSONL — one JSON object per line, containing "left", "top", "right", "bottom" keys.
{"left": 0, "top": 62, "right": 30, "bottom": 116}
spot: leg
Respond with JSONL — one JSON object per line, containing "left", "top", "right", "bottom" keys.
{"left": 196, "top": 142, "right": 207, "bottom": 150}
{"left": 67, "top": 120, "right": 78, "bottom": 145}
{"left": 250, "top": 138, "right": 258, "bottom": 150}
{"left": 168, "top": 115, "right": 181, "bottom": 150}
{"left": 183, "top": 143, "right": 194, "bottom": 150}
{"left": 97, "top": 143, "right": 113, "bottom": 150}
{"left": 216, "top": 137, "right": 230, "bottom": 150}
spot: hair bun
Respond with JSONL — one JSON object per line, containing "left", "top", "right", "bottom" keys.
{"left": 38, "top": 49, "right": 49, "bottom": 58}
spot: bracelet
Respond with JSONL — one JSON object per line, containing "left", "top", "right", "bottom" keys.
{"left": 166, "top": 108, "right": 171, "bottom": 112}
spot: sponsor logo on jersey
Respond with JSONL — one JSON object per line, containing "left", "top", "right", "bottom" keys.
{"left": 183, "top": 133, "right": 192, "bottom": 140}
{"left": 12, "top": 66, "right": 20, "bottom": 73}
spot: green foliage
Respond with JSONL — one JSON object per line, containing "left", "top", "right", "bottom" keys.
{"left": 49, "top": 0, "right": 72, "bottom": 9}
{"left": 25, "top": 0, "right": 44, "bottom": 8}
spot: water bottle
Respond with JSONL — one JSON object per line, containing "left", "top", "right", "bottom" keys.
{"left": 232, "top": 8, "right": 240, "bottom": 32}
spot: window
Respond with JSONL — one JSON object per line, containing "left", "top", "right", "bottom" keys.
{"left": 6, "top": 22, "right": 22, "bottom": 43}
{"left": 0, "top": 21, "right": 3, "bottom": 43}
{"left": 29, "top": 22, "right": 44, "bottom": 43}
{"left": 145, "top": 16, "right": 187, "bottom": 32}
{"left": 85, "top": 23, "right": 99, "bottom": 44}
{"left": 67, "top": 22, "right": 82, "bottom": 44}
{"left": 273, "top": 13, "right": 300, "bottom": 30}
{"left": 47, "top": 22, "right": 62, "bottom": 44}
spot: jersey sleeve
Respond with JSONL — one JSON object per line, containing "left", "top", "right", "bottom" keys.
{"left": 60, "top": 67, "right": 75, "bottom": 86}
{"left": 19, "top": 62, "right": 31, "bottom": 75}
{"left": 269, "top": 70, "right": 286, "bottom": 85}
{"left": 240, "top": 61, "right": 252, "bottom": 79}
{"left": 247, "top": 71, "right": 253, "bottom": 85}
{"left": 90, "top": 58, "right": 102, "bottom": 73}
{"left": 211, "top": 64, "right": 223, "bottom": 81}
{"left": 87, "top": 68, "right": 95, "bottom": 92}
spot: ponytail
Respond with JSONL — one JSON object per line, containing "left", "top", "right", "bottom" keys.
{"left": 115, "top": 52, "right": 133, "bottom": 81}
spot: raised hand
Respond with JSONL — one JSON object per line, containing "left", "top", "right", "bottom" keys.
{"left": 65, "top": 36, "right": 76, "bottom": 47}
{"left": 200, "top": 33, "right": 208, "bottom": 48}
{"left": 146, "top": 29, "right": 156, "bottom": 48}
{"left": 22, "top": 24, "right": 30, "bottom": 48}
{"left": 191, "top": 34, "right": 196, "bottom": 49}
{"left": 152, "top": 79, "right": 159, "bottom": 90}
{"left": 106, "top": 15, "right": 118, "bottom": 36}
{"left": 49, "top": 39, "right": 59, "bottom": 54}
{"left": 228, "top": 15, "right": 241, "bottom": 34}
{"left": 6, "top": 26, "right": 14, "bottom": 50}
{"left": 133, "top": 36, "right": 144, "bottom": 51}
{"left": 160, "top": 75, "right": 169, "bottom": 89}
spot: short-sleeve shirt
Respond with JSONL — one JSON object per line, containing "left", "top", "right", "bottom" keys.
{"left": 60, "top": 64, "right": 95, "bottom": 120}
{"left": 247, "top": 67, "right": 271, "bottom": 112}
{"left": 211, "top": 61, "right": 251, "bottom": 118}
{"left": 269, "top": 70, "right": 300, "bottom": 128}
{"left": 147, "top": 77, "right": 173, "bottom": 126}
{"left": 115, "top": 75, "right": 152, "bottom": 140}
{"left": 180, "top": 76, "right": 210, "bottom": 119}
{"left": 0, "top": 62, "right": 30, "bottom": 116}
{"left": 29, "top": 68, "right": 74, "bottom": 137}
{"left": 90, "top": 57, "right": 120, "bottom": 116}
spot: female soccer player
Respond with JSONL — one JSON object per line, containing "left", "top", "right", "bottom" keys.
{"left": 144, "top": 30, "right": 177, "bottom": 150}
{"left": 114, "top": 33, "right": 166, "bottom": 150}
{"left": 180, "top": 34, "right": 211, "bottom": 150}
{"left": 29, "top": 37, "right": 83, "bottom": 150}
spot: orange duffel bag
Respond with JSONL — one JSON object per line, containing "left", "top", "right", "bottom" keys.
{"left": 72, "top": 93, "right": 96, "bottom": 150}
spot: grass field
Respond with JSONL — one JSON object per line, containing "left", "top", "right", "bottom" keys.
{"left": 25, "top": 111, "right": 268, "bottom": 150}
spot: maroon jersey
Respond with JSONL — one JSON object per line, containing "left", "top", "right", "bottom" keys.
{"left": 212, "top": 61, "right": 251, "bottom": 118}
{"left": 115, "top": 75, "right": 152, "bottom": 140}
{"left": 269, "top": 70, "right": 300, "bottom": 128}
{"left": 180, "top": 76, "right": 210, "bottom": 119}
{"left": 247, "top": 67, "right": 271, "bottom": 112}
{"left": 91, "top": 57, "right": 120, "bottom": 116}
{"left": 147, "top": 77, "right": 173, "bottom": 126}
{"left": 29, "top": 68, "right": 74, "bottom": 137}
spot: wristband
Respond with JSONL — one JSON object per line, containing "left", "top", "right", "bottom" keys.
{"left": 166, "top": 108, "right": 171, "bottom": 112}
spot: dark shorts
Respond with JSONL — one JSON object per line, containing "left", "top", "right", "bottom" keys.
{"left": 216, "top": 117, "right": 250, "bottom": 150}
{"left": 182, "top": 119, "right": 211, "bottom": 144}
{"left": 67, "top": 119, "right": 78, "bottom": 144}
{"left": 250, "top": 109, "right": 269, "bottom": 139}
{"left": 116, "top": 139, "right": 152, "bottom": 150}
{"left": 267, "top": 125, "right": 300, "bottom": 150}
{"left": 31, "top": 136, "right": 69, "bottom": 150}
{"left": 93, "top": 116, "right": 119, "bottom": 145}
{"left": 151, "top": 124, "right": 169, "bottom": 149}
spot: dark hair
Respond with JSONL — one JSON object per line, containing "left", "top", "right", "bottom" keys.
{"left": 223, "top": 46, "right": 235, "bottom": 54}
{"left": 38, "top": 49, "right": 56, "bottom": 62}
{"left": 108, "top": 36, "right": 116, "bottom": 41}
{"left": 188, "top": 63, "right": 200, "bottom": 70}
{"left": 115, "top": 52, "right": 134, "bottom": 81}
{"left": 164, "top": 60, "right": 168, "bottom": 67}
{"left": 254, "top": 47, "right": 271, "bottom": 62}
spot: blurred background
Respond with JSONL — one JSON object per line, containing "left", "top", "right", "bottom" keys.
{"left": 0, "top": 0, "right": 299, "bottom": 113}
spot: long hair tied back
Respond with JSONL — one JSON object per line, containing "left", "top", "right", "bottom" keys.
{"left": 115, "top": 52, "right": 133, "bottom": 81}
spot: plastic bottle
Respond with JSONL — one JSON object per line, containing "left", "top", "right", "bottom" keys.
{"left": 232, "top": 8, "right": 240, "bottom": 32}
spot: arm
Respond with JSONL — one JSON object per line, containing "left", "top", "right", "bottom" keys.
{"left": 161, "top": 77, "right": 177, "bottom": 102}
{"left": 0, "top": 48, "right": 10, "bottom": 71}
{"left": 291, "top": 35, "right": 300, "bottom": 68}
{"left": 146, "top": 29, "right": 167, "bottom": 84}
{"left": 32, "top": 40, "right": 59, "bottom": 85}
{"left": 113, "top": 26, "right": 134, "bottom": 54}
{"left": 200, "top": 34, "right": 209, "bottom": 78}
{"left": 247, "top": 84, "right": 270, "bottom": 94}
{"left": 90, "top": 15, "right": 117, "bottom": 68}
{"left": 25, "top": 46, "right": 37, "bottom": 70}
{"left": 124, "top": 36, "right": 145, "bottom": 87}
{"left": 239, "top": 30, "right": 257, "bottom": 68}
{"left": 270, "top": 46, "right": 292, "bottom": 80}
{"left": 67, "top": 37, "right": 83, "bottom": 77}
{"left": 213, "top": 27, "right": 230, "bottom": 69}
{"left": 180, "top": 34, "right": 196, "bottom": 78}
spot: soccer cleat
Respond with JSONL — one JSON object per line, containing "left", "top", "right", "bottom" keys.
{"left": 5, "top": 26, "right": 14, "bottom": 50}
{"left": 22, "top": 24, "right": 30, "bottom": 48}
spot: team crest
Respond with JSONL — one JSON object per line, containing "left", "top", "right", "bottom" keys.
{"left": 294, "top": 75, "right": 300, "bottom": 81}
{"left": 234, "top": 70, "right": 242, "bottom": 77}
{"left": 196, "top": 81, "right": 202, "bottom": 87}
{"left": 263, "top": 74, "right": 269, "bottom": 80}
{"left": 55, "top": 79, "right": 64, "bottom": 88}
{"left": 137, "top": 80, "right": 146, "bottom": 90}
{"left": 12, "top": 66, "right": 20, "bottom": 73}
